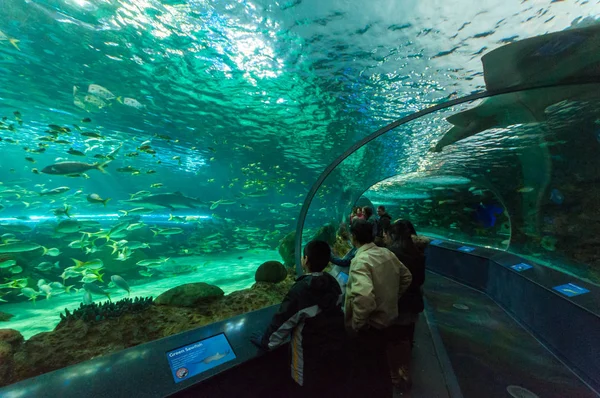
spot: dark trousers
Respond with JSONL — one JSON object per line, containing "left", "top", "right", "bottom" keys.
{"left": 283, "top": 350, "right": 350, "bottom": 398}
{"left": 349, "top": 327, "right": 393, "bottom": 397}
{"left": 385, "top": 323, "right": 415, "bottom": 388}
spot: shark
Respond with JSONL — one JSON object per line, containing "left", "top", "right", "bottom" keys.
{"left": 123, "top": 192, "right": 207, "bottom": 210}
{"left": 431, "top": 24, "right": 600, "bottom": 152}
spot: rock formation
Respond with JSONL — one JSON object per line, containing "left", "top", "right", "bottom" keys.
{"left": 154, "top": 282, "right": 224, "bottom": 307}
{"left": 0, "top": 276, "right": 294, "bottom": 387}
{"left": 255, "top": 261, "right": 287, "bottom": 283}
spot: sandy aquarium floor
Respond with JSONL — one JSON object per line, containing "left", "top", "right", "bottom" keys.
{"left": 0, "top": 249, "right": 280, "bottom": 339}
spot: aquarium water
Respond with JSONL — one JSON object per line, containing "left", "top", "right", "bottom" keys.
{"left": 1, "top": 0, "right": 600, "bottom": 386}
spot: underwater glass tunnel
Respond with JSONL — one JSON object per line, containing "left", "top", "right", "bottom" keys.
{"left": 0, "top": 0, "right": 600, "bottom": 395}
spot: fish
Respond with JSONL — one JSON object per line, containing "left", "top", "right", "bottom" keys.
{"left": 88, "top": 84, "right": 115, "bottom": 100}
{"left": 1, "top": 233, "right": 17, "bottom": 240}
{"left": 82, "top": 283, "right": 111, "bottom": 300}
{"left": 120, "top": 97, "right": 144, "bottom": 109}
{"left": 0, "top": 242, "right": 45, "bottom": 254}
{"left": 209, "top": 199, "right": 236, "bottom": 210}
{"left": 86, "top": 193, "right": 111, "bottom": 206}
{"left": 0, "top": 29, "right": 20, "bottom": 50}
{"left": 274, "top": 224, "right": 288, "bottom": 228}
{"left": 41, "top": 160, "right": 110, "bottom": 175}
{"left": 125, "top": 241, "right": 150, "bottom": 250}
{"left": 116, "top": 165, "right": 140, "bottom": 173}
{"left": 35, "top": 261, "right": 60, "bottom": 272}
{"left": 84, "top": 245, "right": 100, "bottom": 255}
{"left": 1, "top": 278, "right": 28, "bottom": 289}
{"left": 45, "top": 248, "right": 61, "bottom": 257}
{"left": 168, "top": 214, "right": 186, "bottom": 223}
{"left": 67, "top": 148, "right": 86, "bottom": 157}
{"left": 138, "top": 270, "right": 154, "bottom": 277}
{"left": 245, "top": 191, "right": 268, "bottom": 198}
{"left": 517, "top": 187, "right": 535, "bottom": 193}
{"left": 82, "top": 274, "right": 103, "bottom": 283}
{"left": 81, "top": 131, "right": 103, "bottom": 139}
{"left": 49, "top": 281, "right": 71, "bottom": 293}
{"left": 111, "top": 275, "right": 130, "bottom": 295}
{"left": 56, "top": 219, "right": 86, "bottom": 234}
{"left": 0, "top": 259, "right": 16, "bottom": 268}
{"left": 550, "top": 188, "right": 564, "bottom": 205}
{"left": 10, "top": 266, "right": 23, "bottom": 274}
{"left": 130, "top": 190, "right": 151, "bottom": 199}
{"left": 60, "top": 267, "right": 84, "bottom": 282}
{"left": 126, "top": 223, "right": 145, "bottom": 231}
{"left": 52, "top": 204, "right": 72, "bottom": 218}
{"left": 152, "top": 227, "right": 183, "bottom": 236}
{"left": 83, "top": 290, "right": 93, "bottom": 304}
{"left": 124, "top": 192, "right": 206, "bottom": 210}
{"left": 438, "top": 200, "right": 458, "bottom": 205}
{"left": 119, "top": 207, "right": 154, "bottom": 216}
{"left": 81, "top": 117, "right": 92, "bottom": 123}
{"left": 72, "top": 258, "right": 103, "bottom": 269}
{"left": 198, "top": 350, "right": 230, "bottom": 364}
{"left": 109, "top": 221, "right": 130, "bottom": 237}
{"left": 47, "top": 124, "right": 71, "bottom": 134}
{"left": 234, "top": 227, "right": 259, "bottom": 233}
{"left": 107, "top": 144, "right": 122, "bottom": 160}
{"left": 20, "top": 288, "right": 40, "bottom": 303}
{"left": 40, "top": 186, "right": 70, "bottom": 196}
{"left": 137, "top": 258, "right": 169, "bottom": 267}
{"left": 39, "top": 284, "right": 52, "bottom": 299}
{"left": 115, "top": 247, "right": 131, "bottom": 261}
{"left": 280, "top": 203, "right": 297, "bottom": 208}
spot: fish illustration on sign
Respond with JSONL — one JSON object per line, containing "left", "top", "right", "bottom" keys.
{"left": 192, "top": 350, "right": 231, "bottom": 365}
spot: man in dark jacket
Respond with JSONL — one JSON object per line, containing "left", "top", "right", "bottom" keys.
{"left": 251, "top": 240, "right": 346, "bottom": 395}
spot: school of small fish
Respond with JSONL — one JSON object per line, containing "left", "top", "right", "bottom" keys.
{"left": 0, "top": 102, "right": 327, "bottom": 307}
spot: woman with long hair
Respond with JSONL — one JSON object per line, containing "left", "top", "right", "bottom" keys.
{"left": 382, "top": 220, "right": 426, "bottom": 394}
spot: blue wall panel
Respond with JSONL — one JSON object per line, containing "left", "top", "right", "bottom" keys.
{"left": 427, "top": 243, "right": 600, "bottom": 392}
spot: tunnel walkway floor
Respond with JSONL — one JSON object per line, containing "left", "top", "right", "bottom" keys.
{"left": 175, "top": 271, "right": 598, "bottom": 398}
{"left": 424, "top": 271, "right": 598, "bottom": 398}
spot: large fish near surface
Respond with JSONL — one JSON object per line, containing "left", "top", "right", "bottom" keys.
{"left": 41, "top": 160, "right": 111, "bottom": 175}
{"left": 431, "top": 24, "right": 600, "bottom": 152}
{"left": 0, "top": 242, "right": 45, "bottom": 254}
{"left": 55, "top": 219, "right": 100, "bottom": 234}
{"left": 123, "top": 192, "right": 206, "bottom": 210}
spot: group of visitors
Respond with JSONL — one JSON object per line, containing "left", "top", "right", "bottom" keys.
{"left": 350, "top": 205, "right": 392, "bottom": 246}
{"left": 251, "top": 205, "right": 426, "bottom": 398}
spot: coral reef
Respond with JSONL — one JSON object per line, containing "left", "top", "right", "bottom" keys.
{"left": 332, "top": 235, "right": 352, "bottom": 258}
{"left": 278, "top": 224, "right": 339, "bottom": 268}
{"left": 0, "top": 329, "right": 23, "bottom": 384}
{"left": 0, "top": 312, "right": 14, "bottom": 322}
{"left": 278, "top": 231, "right": 296, "bottom": 267}
{"left": 57, "top": 297, "right": 153, "bottom": 326}
{"left": 255, "top": 261, "right": 287, "bottom": 283}
{"left": 311, "top": 223, "right": 337, "bottom": 246}
{"left": 0, "top": 276, "right": 295, "bottom": 387}
{"left": 154, "top": 282, "right": 224, "bottom": 307}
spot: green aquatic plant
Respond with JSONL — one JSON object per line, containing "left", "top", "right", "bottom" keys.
{"left": 57, "top": 296, "right": 153, "bottom": 325}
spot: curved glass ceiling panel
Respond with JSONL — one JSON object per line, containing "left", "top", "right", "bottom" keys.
{"left": 306, "top": 82, "right": 600, "bottom": 285}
